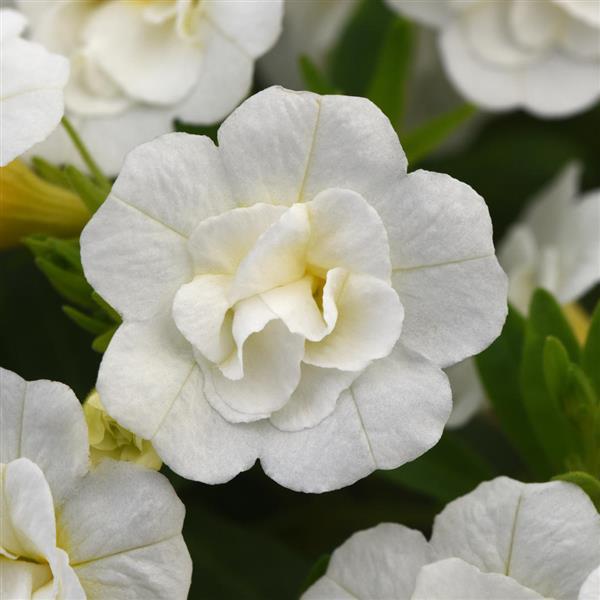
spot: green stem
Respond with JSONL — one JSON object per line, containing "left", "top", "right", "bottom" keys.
{"left": 61, "top": 117, "right": 110, "bottom": 190}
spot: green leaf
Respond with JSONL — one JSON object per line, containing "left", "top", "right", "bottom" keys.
{"left": 521, "top": 290, "right": 582, "bottom": 472}
{"left": 380, "top": 430, "right": 495, "bottom": 503}
{"left": 300, "top": 555, "right": 331, "bottom": 594}
{"left": 528, "top": 289, "right": 581, "bottom": 361}
{"left": 62, "top": 305, "right": 113, "bottom": 335}
{"left": 583, "top": 301, "right": 600, "bottom": 398}
{"left": 476, "top": 307, "right": 552, "bottom": 478}
{"left": 92, "top": 325, "right": 118, "bottom": 353}
{"left": 366, "top": 17, "right": 414, "bottom": 129}
{"left": 65, "top": 165, "right": 108, "bottom": 213}
{"left": 403, "top": 103, "right": 476, "bottom": 164}
{"left": 91, "top": 292, "right": 121, "bottom": 323}
{"left": 34, "top": 257, "right": 95, "bottom": 310}
{"left": 328, "top": 0, "right": 393, "bottom": 96}
{"left": 299, "top": 55, "right": 338, "bottom": 95}
{"left": 543, "top": 336, "right": 572, "bottom": 404}
{"left": 31, "top": 157, "right": 70, "bottom": 189}
{"left": 553, "top": 471, "right": 600, "bottom": 511}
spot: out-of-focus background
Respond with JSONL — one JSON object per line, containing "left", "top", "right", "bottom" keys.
{"left": 2, "top": 1, "right": 599, "bottom": 598}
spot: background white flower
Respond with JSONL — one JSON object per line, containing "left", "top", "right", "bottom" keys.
{"left": 0, "top": 367, "right": 192, "bottom": 599}
{"left": 386, "top": 0, "right": 600, "bottom": 117}
{"left": 81, "top": 86, "right": 507, "bottom": 493}
{"left": 17, "top": 0, "right": 283, "bottom": 174}
{"left": 447, "top": 162, "right": 600, "bottom": 428}
{"left": 0, "top": 8, "right": 68, "bottom": 166}
{"left": 304, "top": 477, "right": 600, "bottom": 599}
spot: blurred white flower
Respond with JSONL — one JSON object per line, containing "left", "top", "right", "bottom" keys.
{"left": 259, "top": 0, "right": 358, "bottom": 89}
{"left": 386, "top": 0, "right": 600, "bottom": 117}
{"left": 0, "top": 367, "right": 191, "bottom": 599}
{"left": 448, "top": 162, "right": 600, "bottom": 428}
{"left": 304, "top": 476, "right": 600, "bottom": 599}
{"left": 17, "top": 0, "right": 283, "bottom": 173}
{"left": 81, "top": 86, "right": 506, "bottom": 493}
{"left": 0, "top": 8, "right": 68, "bottom": 166}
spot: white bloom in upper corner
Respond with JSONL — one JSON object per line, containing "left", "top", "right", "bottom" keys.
{"left": 259, "top": 0, "right": 359, "bottom": 89}
{"left": 17, "top": 0, "right": 283, "bottom": 174}
{"left": 386, "top": 0, "right": 600, "bottom": 117}
{"left": 81, "top": 86, "right": 507, "bottom": 493}
{"left": 0, "top": 8, "right": 68, "bottom": 166}
{"left": 304, "top": 476, "right": 600, "bottom": 599}
{"left": 447, "top": 162, "right": 600, "bottom": 428}
{"left": 0, "top": 367, "right": 192, "bottom": 599}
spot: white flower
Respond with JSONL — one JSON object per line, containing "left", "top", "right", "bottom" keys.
{"left": 0, "top": 367, "right": 192, "bottom": 599}
{"left": 386, "top": 0, "right": 600, "bottom": 117}
{"left": 17, "top": 0, "right": 283, "bottom": 174}
{"left": 304, "top": 476, "right": 600, "bottom": 599}
{"left": 447, "top": 162, "right": 600, "bottom": 428}
{"left": 0, "top": 8, "right": 68, "bottom": 166}
{"left": 259, "top": 0, "right": 358, "bottom": 89}
{"left": 81, "top": 86, "right": 507, "bottom": 493}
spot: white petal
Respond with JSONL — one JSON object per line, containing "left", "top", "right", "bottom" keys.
{"left": 0, "top": 8, "right": 27, "bottom": 38}
{"left": 209, "top": 320, "right": 305, "bottom": 415}
{"left": 204, "top": 0, "right": 283, "bottom": 58}
{"left": 229, "top": 203, "right": 310, "bottom": 303}
{"left": 385, "top": 0, "right": 455, "bottom": 28}
{"left": 381, "top": 170, "right": 495, "bottom": 271}
{"left": 445, "top": 358, "right": 486, "bottom": 429}
{"left": 393, "top": 255, "right": 507, "bottom": 367}
{"left": 2, "top": 458, "right": 56, "bottom": 562}
{"left": 0, "top": 560, "right": 52, "bottom": 600}
{"left": 306, "top": 188, "right": 391, "bottom": 281}
{"left": 97, "top": 316, "right": 196, "bottom": 440}
{"left": 461, "top": 1, "right": 537, "bottom": 67}
{"left": 552, "top": 0, "right": 600, "bottom": 27}
{"left": 561, "top": 15, "right": 600, "bottom": 59}
{"left": 187, "top": 203, "right": 286, "bottom": 274}
{"left": 50, "top": 549, "right": 85, "bottom": 600}
{"left": 58, "top": 460, "right": 191, "bottom": 600}
{"left": 304, "top": 272, "right": 404, "bottom": 372}
{"left": 83, "top": 0, "right": 201, "bottom": 105}
{"left": 174, "top": 17, "right": 254, "bottom": 125}
{"left": 430, "top": 477, "right": 600, "bottom": 599}
{"left": 0, "top": 35, "right": 68, "bottom": 165}
{"left": 261, "top": 344, "right": 451, "bottom": 492}
{"left": 0, "top": 368, "right": 88, "bottom": 503}
{"left": 304, "top": 523, "right": 432, "bottom": 600}
{"left": 81, "top": 133, "right": 234, "bottom": 320}
{"left": 172, "top": 274, "right": 234, "bottom": 364}
{"left": 556, "top": 190, "right": 600, "bottom": 302}
{"left": 218, "top": 87, "right": 406, "bottom": 207}
{"left": 508, "top": 1, "right": 562, "bottom": 52}
{"left": 260, "top": 276, "right": 327, "bottom": 342}
{"left": 151, "top": 366, "right": 261, "bottom": 483}
{"left": 270, "top": 365, "right": 358, "bottom": 432}
{"left": 412, "top": 558, "right": 543, "bottom": 599}
{"left": 579, "top": 566, "right": 600, "bottom": 600}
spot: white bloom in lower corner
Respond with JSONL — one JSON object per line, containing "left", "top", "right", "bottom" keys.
{"left": 447, "top": 162, "right": 600, "bottom": 427}
{"left": 17, "top": 0, "right": 283, "bottom": 174}
{"left": 386, "top": 0, "right": 600, "bottom": 117}
{"left": 0, "top": 9, "right": 68, "bottom": 166}
{"left": 81, "top": 86, "right": 507, "bottom": 493}
{"left": 0, "top": 368, "right": 191, "bottom": 599}
{"left": 304, "top": 477, "right": 600, "bottom": 600}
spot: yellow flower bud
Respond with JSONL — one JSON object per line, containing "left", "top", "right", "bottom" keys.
{"left": 563, "top": 302, "right": 591, "bottom": 346}
{"left": 0, "top": 160, "right": 89, "bottom": 249}
{"left": 83, "top": 390, "right": 162, "bottom": 470}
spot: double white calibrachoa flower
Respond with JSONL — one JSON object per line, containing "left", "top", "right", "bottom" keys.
{"left": 0, "top": 8, "right": 68, "bottom": 166}
{"left": 18, "top": 0, "right": 283, "bottom": 173}
{"left": 387, "top": 0, "right": 600, "bottom": 117}
{"left": 0, "top": 368, "right": 191, "bottom": 599}
{"left": 304, "top": 477, "right": 600, "bottom": 599}
{"left": 81, "top": 87, "right": 507, "bottom": 493}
